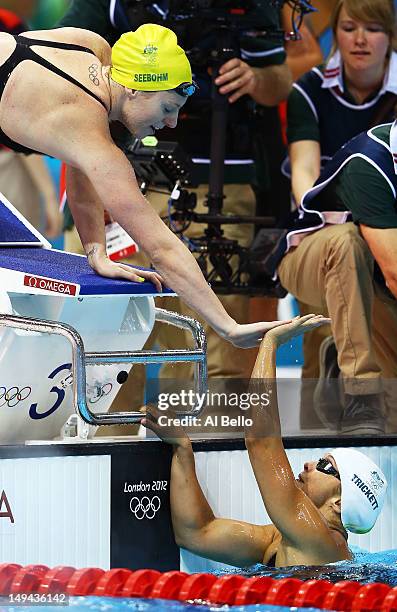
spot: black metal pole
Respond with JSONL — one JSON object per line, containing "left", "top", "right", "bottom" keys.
{"left": 207, "top": 27, "right": 238, "bottom": 217}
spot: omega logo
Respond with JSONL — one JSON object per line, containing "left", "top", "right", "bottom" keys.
{"left": 23, "top": 274, "right": 77, "bottom": 296}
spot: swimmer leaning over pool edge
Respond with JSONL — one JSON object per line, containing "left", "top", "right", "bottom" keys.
{"left": 142, "top": 314, "right": 388, "bottom": 568}
{"left": 0, "top": 23, "right": 290, "bottom": 349}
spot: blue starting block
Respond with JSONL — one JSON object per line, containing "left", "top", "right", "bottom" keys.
{"left": 0, "top": 192, "right": 206, "bottom": 443}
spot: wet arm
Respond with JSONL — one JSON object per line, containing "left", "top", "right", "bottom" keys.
{"left": 245, "top": 335, "right": 332, "bottom": 549}
{"left": 170, "top": 441, "right": 269, "bottom": 566}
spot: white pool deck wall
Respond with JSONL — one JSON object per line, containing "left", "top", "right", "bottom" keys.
{"left": 181, "top": 444, "right": 396, "bottom": 573}
{"left": 0, "top": 454, "right": 112, "bottom": 569}
{"left": 0, "top": 441, "right": 395, "bottom": 571}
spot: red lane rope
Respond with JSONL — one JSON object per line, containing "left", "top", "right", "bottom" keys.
{"left": 0, "top": 564, "right": 395, "bottom": 610}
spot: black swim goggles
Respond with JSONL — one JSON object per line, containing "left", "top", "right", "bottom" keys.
{"left": 316, "top": 458, "right": 340, "bottom": 480}
{"left": 174, "top": 81, "right": 198, "bottom": 97}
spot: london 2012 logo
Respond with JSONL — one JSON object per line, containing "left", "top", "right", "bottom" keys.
{"left": 129, "top": 496, "right": 161, "bottom": 520}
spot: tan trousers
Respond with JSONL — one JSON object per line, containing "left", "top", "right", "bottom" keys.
{"left": 278, "top": 223, "right": 397, "bottom": 431}
{"left": 64, "top": 184, "right": 266, "bottom": 435}
{"left": 0, "top": 150, "right": 42, "bottom": 230}
{"left": 296, "top": 300, "right": 332, "bottom": 429}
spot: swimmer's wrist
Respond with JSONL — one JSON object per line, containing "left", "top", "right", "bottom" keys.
{"left": 86, "top": 243, "right": 107, "bottom": 263}
{"left": 216, "top": 317, "right": 237, "bottom": 340}
{"left": 173, "top": 439, "right": 192, "bottom": 453}
{"left": 260, "top": 334, "right": 279, "bottom": 349}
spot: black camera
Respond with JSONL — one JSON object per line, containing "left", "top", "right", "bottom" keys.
{"left": 124, "top": 0, "right": 315, "bottom": 296}
{"left": 128, "top": 138, "right": 287, "bottom": 297}
{"left": 123, "top": 0, "right": 315, "bottom": 43}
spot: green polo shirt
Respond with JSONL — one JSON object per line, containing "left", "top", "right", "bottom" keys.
{"left": 286, "top": 65, "right": 396, "bottom": 161}
{"left": 58, "top": 0, "right": 119, "bottom": 42}
{"left": 315, "top": 124, "right": 397, "bottom": 229}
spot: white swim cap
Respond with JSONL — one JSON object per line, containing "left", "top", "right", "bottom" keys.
{"left": 330, "top": 448, "right": 387, "bottom": 534}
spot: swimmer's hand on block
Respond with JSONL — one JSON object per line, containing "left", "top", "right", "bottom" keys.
{"left": 86, "top": 244, "right": 163, "bottom": 291}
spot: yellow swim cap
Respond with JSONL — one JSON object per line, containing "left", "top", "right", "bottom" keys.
{"left": 110, "top": 23, "right": 192, "bottom": 91}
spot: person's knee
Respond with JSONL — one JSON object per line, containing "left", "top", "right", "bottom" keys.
{"left": 327, "top": 225, "right": 373, "bottom": 270}
{"left": 277, "top": 254, "right": 294, "bottom": 292}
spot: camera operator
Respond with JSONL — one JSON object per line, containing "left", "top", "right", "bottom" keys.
{"left": 57, "top": 0, "right": 292, "bottom": 413}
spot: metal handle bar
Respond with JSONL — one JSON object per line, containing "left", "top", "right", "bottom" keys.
{"left": 0, "top": 308, "right": 207, "bottom": 426}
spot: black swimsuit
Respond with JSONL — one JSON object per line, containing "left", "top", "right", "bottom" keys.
{"left": 0, "top": 35, "right": 108, "bottom": 155}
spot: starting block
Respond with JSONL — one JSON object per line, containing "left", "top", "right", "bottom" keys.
{"left": 0, "top": 193, "right": 207, "bottom": 444}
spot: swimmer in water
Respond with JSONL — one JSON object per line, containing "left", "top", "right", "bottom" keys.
{"left": 0, "top": 23, "right": 291, "bottom": 349}
{"left": 143, "top": 314, "right": 387, "bottom": 567}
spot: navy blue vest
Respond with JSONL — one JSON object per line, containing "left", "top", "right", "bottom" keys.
{"left": 266, "top": 124, "right": 397, "bottom": 280}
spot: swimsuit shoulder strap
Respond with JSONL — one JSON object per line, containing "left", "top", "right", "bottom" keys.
{"left": 15, "top": 35, "right": 109, "bottom": 112}
{"left": 15, "top": 35, "right": 96, "bottom": 55}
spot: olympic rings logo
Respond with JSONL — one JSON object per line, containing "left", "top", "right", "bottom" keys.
{"left": 129, "top": 496, "right": 161, "bottom": 520}
{"left": 88, "top": 63, "right": 100, "bottom": 86}
{"left": 89, "top": 383, "right": 112, "bottom": 404}
{"left": 0, "top": 386, "right": 32, "bottom": 408}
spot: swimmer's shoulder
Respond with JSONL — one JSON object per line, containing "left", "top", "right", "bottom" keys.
{"left": 20, "top": 28, "right": 112, "bottom": 65}
{"left": 0, "top": 32, "right": 16, "bottom": 64}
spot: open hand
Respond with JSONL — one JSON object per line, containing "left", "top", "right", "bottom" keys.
{"left": 225, "top": 319, "right": 293, "bottom": 348}
{"left": 265, "top": 314, "right": 331, "bottom": 347}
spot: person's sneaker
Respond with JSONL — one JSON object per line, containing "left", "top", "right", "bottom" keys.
{"left": 313, "top": 336, "right": 344, "bottom": 429}
{"left": 340, "top": 394, "right": 385, "bottom": 435}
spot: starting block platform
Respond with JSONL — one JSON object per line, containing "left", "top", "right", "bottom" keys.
{"left": 0, "top": 192, "right": 206, "bottom": 444}
{"left": 0, "top": 192, "right": 171, "bottom": 297}
{"left": 0, "top": 246, "right": 169, "bottom": 297}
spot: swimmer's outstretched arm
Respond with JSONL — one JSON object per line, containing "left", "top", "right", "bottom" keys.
{"left": 66, "top": 165, "right": 164, "bottom": 287}
{"left": 245, "top": 315, "right": 346, "bottom": 561}
{"left": 67, "top": 129, "right": 292, "bottom": 348}
{"left": 142, "top": 409, "right": 275, "bottom": 567}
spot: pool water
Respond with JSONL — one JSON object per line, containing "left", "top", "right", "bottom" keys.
{"left": 237, "top": 548, "right": 397, "bottom": 587}
{"left": 3, "top": 549, "right": 397, "bottom": 612}
{"left": 0, "top": 598, "right": 334, "bottom": 612}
